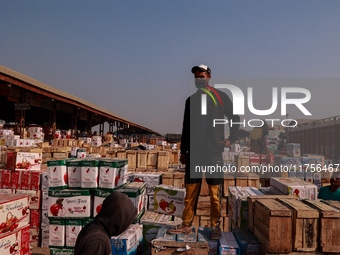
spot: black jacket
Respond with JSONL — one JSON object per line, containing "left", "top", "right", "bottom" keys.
{"left": 74, "top": 192, "right": 137, "bottom": 255}
{"left": 181, "top": 88, "right": 240, "bottom": 155}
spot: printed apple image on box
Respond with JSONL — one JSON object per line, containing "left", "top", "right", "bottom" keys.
{"left": 80, "top": 159, "right": 99, "bottom": 189}
{"left": 48, "top": 189, "right": 91, "bottom": 219}
{"left": 67, "top": 159, "right": 82, "bottom": 188}
{"left": 154, "top": 185, "right": 186, "bottom": 217}
{"left": 30, "top": 227, "right": 40, "bottom": 247}
{"left": 99, "top": 159, "right": 128, "bottom": 189}
{"left": 0, "top": 228, "right": 21, "bottom": 254}
{"left": 49, "top": 219, "right": 65, "bottom": 248}
{"left": 93, "top": 189, "right": 114, "bottom": 217}
{"left": 65, "top": 220, "right": 82, "bottom": 248}
{"left": 48, "top": 159, "right": 73, "bottom": 190}
{"left": 0, "top": 194, "right": 30, "bottom": 235}
{"left": 116, "top": 182, "right": 146, "bottom": 217}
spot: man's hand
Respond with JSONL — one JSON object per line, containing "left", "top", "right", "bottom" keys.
{"left": 219, "top": 139, "right": 231, "bottom": 148}
{"left": 180, "top": 154, "right": 186, "bottom": 164}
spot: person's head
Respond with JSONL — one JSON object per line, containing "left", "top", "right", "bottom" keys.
{"left": 330, "top": 172, "right": 340, "bottom": 187}
{"left": 95, "top": 192, "right": 137, "bottom": 237}
{"left": 191, "top": 64, "right": 211, "bottom": 89}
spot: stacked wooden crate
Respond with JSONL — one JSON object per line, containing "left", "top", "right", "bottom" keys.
{"left": 248, "top": 197, "right": 340, "bottom": 254}
{"left": 41, "top": 147, "right": 71, "bottom": 163}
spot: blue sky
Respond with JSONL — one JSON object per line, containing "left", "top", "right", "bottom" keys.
{"left": 1, "top": 1, "right": 340, "bottom": 134}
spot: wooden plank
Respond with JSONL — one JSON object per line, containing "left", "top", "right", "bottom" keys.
{"left": 157, "top": 151, "right": 170, "bottom": 170}
{"left": 137, "top": 151, "right": 147, "bottom": 169}
{"left": 257, "top": 199, "right": 292, "bottom": 217}
{"left": 235, "top": 176, "right": 248, "bottom": 187}
{"left": 162, "top": 172, "right": 174, "bottom": 186}
{"left": 253, "top": 199, "right": 292, "bottom": 253}
{"left": 303, "top": 200, "right": 340, "bottom": 253}
{"left": 116, "top": 151, "right": 127, "bottom": 159}
{"left": 247, "top": 173, "right": 260, "bottom": 188}
{"left": 173, "top": 172, "right": 185, "bottom": 188}
{"left": 127, "top": 151, "right": 137, "bottom": 170}
{"left": 223, "top": 175, "right": 235, "bottom": 196}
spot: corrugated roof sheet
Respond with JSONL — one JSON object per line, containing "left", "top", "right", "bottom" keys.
{"left": 0, "top": 65, "right": 161, "bottom": 135}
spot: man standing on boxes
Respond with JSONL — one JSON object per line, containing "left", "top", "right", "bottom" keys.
{"left": 168, "top": 64, "right": 240, "bottom": 239}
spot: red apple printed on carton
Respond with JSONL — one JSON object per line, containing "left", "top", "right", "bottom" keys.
{"left": 96, "top": 204, "right": 102, "bottom": 214}
{"left": 115, "top": 169, "right": 122, "bottom": 187}
{"left": 9, "top": 234, "right": 19, "bottom": 254}
{"left": 50, "top": 198, "right": 65, "bottom": 216}
{"left": 64, "top": 172, "right": 68, "bottom": 184}
{"left": 22, "top": 206, "right": 29, "bottom": 216}
{"left": 159, "top": 199, "right": 176, "bottom": 214}
{"left": 0, "top": 212, "right": 20, "bottom": 234}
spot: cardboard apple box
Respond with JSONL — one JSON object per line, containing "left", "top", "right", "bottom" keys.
{"left": 0, "top": 194, "right": 30, "bottom": 235}
{"left": 154, "top": 185, "right": 186, "bottom": 217}
{"left": 48, "top": 159, "right": 71, "bottom": 190}
{"left": 67, "top": 159, "right": 82, "bottom": 188}
{"left": 99, "top": 159, "right": 128, "bottom": 189}
{"left": 7, "top": 152, "right": 42, "bottom": 171}
{"left": 49, "top": 220, "right": 65, "bottom": 248}
{"left": 48, "top": 189, "right": 91, "bottom": 219}
{"left": 65, "top": 220, "right": 82, "bottom": 248}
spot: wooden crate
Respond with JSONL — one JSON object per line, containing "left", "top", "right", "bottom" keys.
{"left": 279, "top": 198, "right": 318, "bottom": 252}
{"left": 52, "top": 152, "right": 69, "bottom": 159}
{"left": 162, "top": 172, "right": 174, "bottom": 186}
{"left": 147, "top": 151, "right": 158, "bottom": 168}
{"left": 116, "top": 151, "right": 127, "bottom": 159}
{"left": 173, "top": 172, "right": 185, "bottom": 188}
{"left": 157, "top": 151, "right": 170, "bottom": 170}
{"left": 78, "top": 140, "right": 84, "bottom": 147}
{"left": 303, "top": 200, "right": 340, "bottom": 253}
{"left": 247, "top": 173, "right": 260, "bottom": 188}
{"left": 247, "top": 195, "right": 296, "bottom": 232}
{"left": 253, "top": 199, "right": 292, "bottom": 253}
{"left": 137, "top": 151, "right": 148, "bottom": 169}
{"left": 235, "top": 176, "right": 248, "bottom": 187}
{"left": 223, "top": 175, "right": 235, "bottom": 197}
{"left": 223, "top": 216, "right": 229, "bottom": 232}
{"left": 36, "top": 142, "right": 50, "bottom": 148}
{"left": 172, "top": 150, "right": 179, "bottom": 164}
{"left": 42, "top": 152, "right": 51, "bottom": 158}
{"left": 127, "top": 151, "right": 137, "bottom": 170}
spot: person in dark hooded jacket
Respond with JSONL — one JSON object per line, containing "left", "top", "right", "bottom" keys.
{"left": 74, "top": 191, "right": 137, "bottom": 255}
